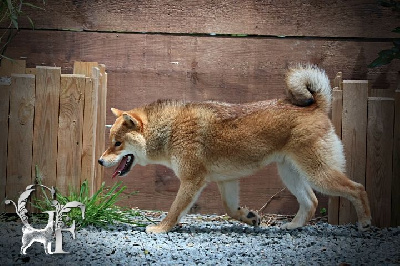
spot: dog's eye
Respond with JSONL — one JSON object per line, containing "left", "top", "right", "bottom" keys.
{"left": 115, "top": 141, "right": 122, "bottom": 147}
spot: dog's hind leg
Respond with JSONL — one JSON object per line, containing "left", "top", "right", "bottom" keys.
{"left": 277, "top": 161, "right": 318, "bottom": 230}
{"left": 217, "top": 179, "right": 260, "bottom": 227}
{"left": 290, "top": 134, "right": 371, "bottom": 231}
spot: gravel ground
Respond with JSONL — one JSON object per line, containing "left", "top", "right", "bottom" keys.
{"left": 0, "top": 211, "right": 399, "bottom": 265}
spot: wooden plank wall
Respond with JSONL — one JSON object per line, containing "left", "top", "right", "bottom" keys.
{"left": 2, "top": 1, "right": 400, "bottom": 216}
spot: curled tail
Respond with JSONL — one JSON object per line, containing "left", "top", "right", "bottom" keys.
{"left": 285, "top": 64, "right": 332, "bottom": 113}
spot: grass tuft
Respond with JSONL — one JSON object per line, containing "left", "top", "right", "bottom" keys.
{"left": 33, "top": 179, "right": 145, "bottom": 229}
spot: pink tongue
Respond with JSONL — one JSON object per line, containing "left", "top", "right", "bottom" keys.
{"left": 112, "top": 156, "right": 128, "bottom": 179}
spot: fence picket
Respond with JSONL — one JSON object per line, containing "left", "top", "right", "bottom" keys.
{"left": 32, "top": 67, "right": 61, "bottom": 188}
{"left": 56, "top": 74, "right": 85, "bottom": 195}
{"left": 81, "top": 76, "right": 98, "bottom": 189}
{"left": 6, "top": 74, "right": 35, "bottom": 212}
{"left": 95, "top": 65, "right": 107, "bottom": 190}
{"left": 366, "top": 98, "right": 394, "bottom": 227}
{"left": 339, "top": 80, "right": 368, "bottom": 224}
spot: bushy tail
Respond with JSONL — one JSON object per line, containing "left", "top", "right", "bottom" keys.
{"left": 285, "top": 64, "right": 331, "bottom": 113}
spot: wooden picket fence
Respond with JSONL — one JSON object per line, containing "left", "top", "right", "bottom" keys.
{"left": 328, "top": 73, "right": 400, "bottom": 228}
{"left": 0, "top": 60, "right": 107, "bottom": 212}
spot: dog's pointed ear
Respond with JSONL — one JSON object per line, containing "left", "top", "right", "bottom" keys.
{"left": 122, "top": 113, "right": 139, "bottom": 129}
{"left": 111, "top": 108, "right": 124, "bottom": 117}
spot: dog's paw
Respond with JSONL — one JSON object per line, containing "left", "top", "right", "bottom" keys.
{"left": 358, "top": 218, "right": 372, "bottom": 231}
{"left": 237, "top": 207, "right": 261, "bottom": 227}
{"left": 145, "top": 224, "right": 171, "bottom": 234}
{"left": 281, "top": 222, "right": 302, "bottom": 230}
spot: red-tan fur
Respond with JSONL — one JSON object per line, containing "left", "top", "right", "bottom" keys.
{"left": 99, "top": 64, "right": 371, "bottom": 233}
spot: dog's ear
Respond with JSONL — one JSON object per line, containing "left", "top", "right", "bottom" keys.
{"left": 111, "top": 108, "right": 123, "bottom": 117}
{"left": 122, "top": 113, "right": 140, "bottom": 129}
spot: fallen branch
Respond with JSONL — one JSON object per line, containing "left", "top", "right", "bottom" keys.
{"left": 258, "top": 187, "right": 286, "bottom": 213}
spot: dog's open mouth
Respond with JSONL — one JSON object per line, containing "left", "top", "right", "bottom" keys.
{"left": 112, "top": 154, "right": 134, "bottom": 179}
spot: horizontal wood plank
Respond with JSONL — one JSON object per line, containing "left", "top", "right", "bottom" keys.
{"left": 17, "top": 0, "right": 400, "bottom": 38}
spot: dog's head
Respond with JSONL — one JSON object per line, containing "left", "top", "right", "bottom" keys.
{"left": 98, "top": 108, "right": 147, "bottom": 178}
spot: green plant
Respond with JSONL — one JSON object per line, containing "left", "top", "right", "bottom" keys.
{"left": 320, "top": 207, "right": 327, "bottom": 216}
{"left": 0, "top": 0, "right": 45, "bottom": 60}
{"left": 368, "top": 0, "right": 400, "bottom": 68}
{"left": 33, "top": 178, "right": 145, "bottom": 229}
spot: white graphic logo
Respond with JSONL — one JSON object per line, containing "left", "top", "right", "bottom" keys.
{"left": 5, "top": 184, "right": 85, "bottom": 255}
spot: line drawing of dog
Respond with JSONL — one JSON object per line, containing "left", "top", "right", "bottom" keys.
{"left": 98, "top": 64, "right": 372, "bottom": 233}
{"left": 20, "top": 211, "right": 54, "bottom": 255}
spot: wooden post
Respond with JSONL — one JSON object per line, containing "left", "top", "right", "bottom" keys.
{"left": 0, "top": 80, "right": 10, "bottom": 212}
{"left": 328, "top": 72, "right": 343, "bottom": 225}
{"left": 393, "top": 90, "right": 400, "bottom": 227}
{"left": 95, "top": 65, "right": 107, "bottom": 190}
{"left": 56, "top": 74, "right": 85, "bottom": 195}
{"left": 339, "top": 80, "right": 368, "bottom": 224}
{"left": 366, "top": 97, "right": 394, "bottom": 227}
{"left": 32, "top": 67, "right": 61, "bottom": 188}
{"left": 73, "top": 61, "right": 99, "bottom": 77}
{"left": 81, "top": 74, "right": 98, "bottom": 190}
{"left": 6, "top": 74, "right": 35, "bottom": 212}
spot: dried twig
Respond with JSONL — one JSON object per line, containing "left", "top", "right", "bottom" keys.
{"left": 258, "top": 187, "right": 286, "bottom": 213}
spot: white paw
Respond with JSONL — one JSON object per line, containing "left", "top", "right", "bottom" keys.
{"left": 145, "top": 224, "right": 171, "bottom": 234}
{"left": 281, "top": 222, "right": 302, "bottom": 230}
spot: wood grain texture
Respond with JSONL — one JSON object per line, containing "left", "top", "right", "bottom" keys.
{"left": 0, "top": 60, "right": 26, "bottom": 76}
{"left": 6, "top": 74, "right": 35, "bottom": 212}
{"left": 18, "top": 0, "right": 400, "bottom": 38}
{"left": 32, "top": 66, "right": 61, "bottom": 188}
{"left": 328, "top": 88, "right": 343, "bottom": 225}
{"left": 393, "top": 90, "right": 400, "bottom": 227}
{"left": 73, "top": 62, "right": 100, "bottom": 189}
{"left": 95, "top": 65, "right": 107, "bottom": 192}
{"left": 340, "top": 80, "right": 368, "bottom": 224}
{"left": 366, "top": 98, "right": 394, "bottom": 228}
{"left": 73, "top": 61, "right": 99, "bottom": 77}
{"left": 4, "top": 31, "right": 399, "bottom": 113}
{"left": 57, "top": 74, "right": 85, "bottom": 195}
{"left": 0, "top": 84, "right": 10, "bottom": 212}
{"left": 80, "top": 77, "right": 98, "bottom": 189}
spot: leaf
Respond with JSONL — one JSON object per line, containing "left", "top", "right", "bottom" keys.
{"left": 368, "top": 47, "right": 399, "bottom": 68}
{"left": 10, "top": 15, "right": 18, "bottom": 29}
{"left": 393, "top": 27, "right": 400, "bottom": 33}
{"left": 22, "top": 2, "right": 45, "bottom": 10}
{"left": 26, "top": 15, "right": 34, "bottom": 29}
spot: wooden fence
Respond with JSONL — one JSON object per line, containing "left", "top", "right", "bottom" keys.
{"left": 328, "top": 73, "right": 400, "bottom": 227}
{"left": 0, "top": 60, "right": 107, "bottom": 212}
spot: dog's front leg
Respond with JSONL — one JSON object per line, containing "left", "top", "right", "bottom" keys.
{"left": 146, "top": 178, "right": 206, "bottom": 233}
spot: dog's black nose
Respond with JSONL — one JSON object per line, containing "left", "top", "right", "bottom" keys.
{"left": 98, "top": 159, "right": 104, "bottom": 166}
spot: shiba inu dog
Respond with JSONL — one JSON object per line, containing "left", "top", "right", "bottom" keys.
{"left": 98, "top": 64, "right": 371, "bottom": 233}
